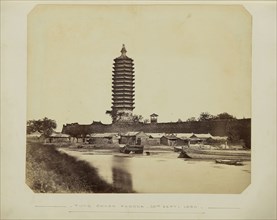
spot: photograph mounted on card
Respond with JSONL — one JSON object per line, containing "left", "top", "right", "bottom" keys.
{"left": 26, "top": 4, "right": 251, "bottom": 194}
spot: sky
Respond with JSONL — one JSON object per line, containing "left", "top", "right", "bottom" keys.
{"left": 27, "top": 4, "right": 251, "bottom": 131}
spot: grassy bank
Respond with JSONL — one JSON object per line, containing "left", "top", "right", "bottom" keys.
{"left": 26, "top": 141, "right": 133, "bottom": 193}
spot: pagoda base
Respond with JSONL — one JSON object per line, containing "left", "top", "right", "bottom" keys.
{"left": 115, "top": 109, "right": 133, "bottom": 123}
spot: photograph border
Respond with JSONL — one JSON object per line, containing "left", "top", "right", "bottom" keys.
{"left": 1, "top": 1, "right": 276, "bottom": 219}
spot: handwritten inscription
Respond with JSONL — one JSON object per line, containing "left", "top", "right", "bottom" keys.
{"left": 35, "top": 203, "right": 239, "bottom": 214}
{"left": 43, "top": 203, "right": 202, "bottom": 210}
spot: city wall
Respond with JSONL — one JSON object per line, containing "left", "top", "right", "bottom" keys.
{"left": 62, "top": 118, "right": 251, "bottom": 148}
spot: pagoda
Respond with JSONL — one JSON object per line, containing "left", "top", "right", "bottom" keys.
{"left": 107, "top": 44, "right": 135, "bottom": 123}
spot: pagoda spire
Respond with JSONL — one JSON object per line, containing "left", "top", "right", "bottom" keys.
{"left": 121, "top": 44, "right": 127, "bottom": 56}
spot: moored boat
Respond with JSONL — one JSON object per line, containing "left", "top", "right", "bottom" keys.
{"left": 120, "top": 144, "right": 144, "bottom": 154}
{"left": 215, "top": 159, "right": 244, "bottom": 166}
{"left": 182, "top": 147, "right": 251, "bottom": 160}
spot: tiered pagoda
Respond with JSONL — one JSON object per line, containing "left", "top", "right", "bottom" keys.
{"left": 107, "top": 44, "right": 135, "bottom": 123}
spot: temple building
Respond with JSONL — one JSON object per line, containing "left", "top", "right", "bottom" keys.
{"left": 107, "top": 45, "right": 135, "bottom": 123}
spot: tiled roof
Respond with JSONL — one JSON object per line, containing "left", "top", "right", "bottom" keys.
{"left": 146, "top": 133, "right": 165, "bottom": 138}
{"left": 212, "top": 136, "right": 228, "bottom": 140}
{"left": 175, "top": 133, "right": 194, "bottom": 139}
{"left": 162, "top": 134, "right": 178, "bottom": 140}
{"left": 192, "top": 133, "right": 213, "bottom": 139}
{"left": 90, "top": 133, "right": 119, "bottom": 138}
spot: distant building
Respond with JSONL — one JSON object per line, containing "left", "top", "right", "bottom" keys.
{"left": 48, "top": 132, "right": 71, "bottom": 143}
{"left": 206, "top": 135, "right": 228, "bottom": 148}
{"left": 120, "top": 131, "right": 148, "bottom": 145}
{"left": 160, "top": 134, "right": 178, "bottom": 146}
{"left": 88, "top": 133, "right": 120, "bottom": 144}
{"left": 212, "top": 136, "right": 228, "bottom": 141}
{"left": 160, "top": 133, "right": 217, "bottom": 146}
{"left": 175, "top": 133, "right": 194, "bottom": 146}
{"left": 146, "top": 133, "right": 165, "bottom": 145}
{"left": 26, "top": 131, "right": 42, "bottom": 139}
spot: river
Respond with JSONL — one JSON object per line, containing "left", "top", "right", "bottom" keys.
{"left": 59, "top": 149, "right": 251, "bottom": 194}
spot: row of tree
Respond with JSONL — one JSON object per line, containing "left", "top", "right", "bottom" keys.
{"left": 108, "top": 111, "right": 237, "bottom": 124}
{"left": 27, "top": 112, "right": 236, "bottom": 135}
{"left": 182, "top": 112, "right": 236, "bottom": 122}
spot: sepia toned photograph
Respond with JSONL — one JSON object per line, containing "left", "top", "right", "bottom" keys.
{"left": 26, "top": 4, "right": 252, "bottom": 194}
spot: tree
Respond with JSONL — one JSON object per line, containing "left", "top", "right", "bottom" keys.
{"left": 198, "top": 112, "right": 215, "bottom": 121}
{"left": 226, "top": 120, "right": 251, "bottom": 149}
{"left": 186, "top": 117, "right": 196, "bottom": 122}
{"left": 27, "top": 120, "right": 40, "bottom": 134}
{"left": 143, "top": 119, "right": 150, "bottom": 124}
{"left": 216, "top": 112, "right": 236, "bottom": 120}
{"left": 226, "top": 122, "right": 240, "bottom": 143}
{"left": 132, "top": 114, "right": 143, "bottom": 123}
{"left": 27, "top": 117, "right": 57, "bottom": 137}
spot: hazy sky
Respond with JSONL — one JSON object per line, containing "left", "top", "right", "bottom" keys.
{"left": 28, "top": 5, "right": 251, "bottom": 130}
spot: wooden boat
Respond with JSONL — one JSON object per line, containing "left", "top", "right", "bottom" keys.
{"left": 182, "top": 147, "right": 251, "bottom": 160}
{"left": 215, "top": 159, "right": 244, "bottom": 166}
{"left": 120, "top": 144, "right": 144, "bottom": 154}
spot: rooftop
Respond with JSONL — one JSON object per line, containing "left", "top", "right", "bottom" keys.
{"left": 121, "top": 131, "right": 146, "bottom": 136}
{"left": 90, "top": 133, "right": 119, "bottom": 138}
{"left": 146, "top": 133, "right": 166, "bottom": 138}
{"left": 175, "top": 133, "right": 194, "bottom": 140}
{"left": 191, "top": 133, "right": 213, "bottom": 139}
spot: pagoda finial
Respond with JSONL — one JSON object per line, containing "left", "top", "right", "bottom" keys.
{"left": 121, "top": 44, "right": 127, "bottom": 56}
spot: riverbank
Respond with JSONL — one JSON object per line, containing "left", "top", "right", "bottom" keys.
{"left": 26, "top": 141, "right": 134, "bottom": 193}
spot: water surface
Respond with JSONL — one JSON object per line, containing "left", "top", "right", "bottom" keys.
{"left": 60, "top": 149, "right": 251, "bottom": 193}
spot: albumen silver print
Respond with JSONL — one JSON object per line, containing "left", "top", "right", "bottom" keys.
{"left": 26, "top": 4, "right": 252, "bottom": 194}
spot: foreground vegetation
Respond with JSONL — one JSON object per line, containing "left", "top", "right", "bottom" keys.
{"left": 26, "top": 141, "right": 132, "bottom": 193}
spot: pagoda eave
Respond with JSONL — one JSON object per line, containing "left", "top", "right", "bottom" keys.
{"left": 113, "top": 78, "right": 135, "bottom": 82}
{"left": 112, "top": 69, "right": 135, "bottom": 74}
{"left": 112, "top": 74, "right": 134, "bottom": 77}
{"left": 112, "top": 88, "right": 134, "bottom": 91}
{"left": 113, "top": 103, "right": 134, "bottom": 105}
{"left": 112, "top": 100, "right": 135, "bottom": 103}
{"left": 112, "top": 91, "right": 134, "bottom": 94}
{"left": 112, "top": 96, "right": 134, "bottom": 99}
{"left": 112, "top": 95, "right": 134, "bottom": 98}
{"left": 112, "top": 86, "right": 134, "bottom": 89}
{"left": 113, "top": 58, "right": 134, "bottom": 62}
{"left": 112, "top": 80, "right": 135, "bottom": 85}
{"left": 112, "top": 107, "right": 135, "bottom": 110}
